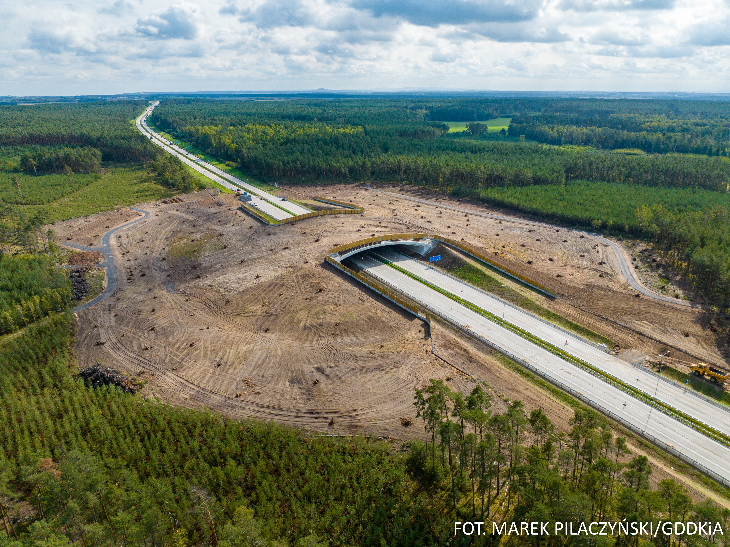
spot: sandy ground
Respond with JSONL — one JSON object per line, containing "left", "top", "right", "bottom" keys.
{"left": 57, "top": 184, "right": 730, "bottom": 503}
{"left": 53, "top": 208, "right": 143, "bottom": 248}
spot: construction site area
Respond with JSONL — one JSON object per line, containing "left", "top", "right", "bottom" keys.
{"left": 55, "top": 181, "right": 730, "bottom": 498}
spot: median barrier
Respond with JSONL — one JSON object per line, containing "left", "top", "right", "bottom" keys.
{"left": 632, "top": 363, "right": 730, "bottom": 417}
{"left": 415, "top": 256, "right": 607, "bottom": 352}
{"left": 364, "top": 264, "right": 730, "bottom": 486}
{"left": 439, "top": 237, "right": 557, "bottom": 298}
{"left": 375, "top": 255, "right": 730, "bottom": 449}
{"left": 326, "top": 233, "right": 730, "bottom": 485}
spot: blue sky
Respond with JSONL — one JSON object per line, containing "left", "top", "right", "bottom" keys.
{"left": 2, "top": 0, "right": 730, "bottom": 95}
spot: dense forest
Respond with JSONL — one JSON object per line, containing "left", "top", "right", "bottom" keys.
{"left": 3, "top": 96, "right": 730, "bottom": 545}
{"left": 0, "top": 100, "right": 203, "bottom": 219}
{"left": 150, "top": 97, "right": 730, "bottom": 311}
{"left": 411, "top": 379, "right": 730, "bottom": 546}
{"left": 0, "top": 102, "right": 157, "bottom": 164}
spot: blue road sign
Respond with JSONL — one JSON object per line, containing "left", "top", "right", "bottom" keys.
{"left": 430, "top": 255, "right": 441, "bottom": 262}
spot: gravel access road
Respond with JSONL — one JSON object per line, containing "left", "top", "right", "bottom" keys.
{"left": 369, "top": 188, "right": 699, "bottom": 308}
{"left": 66, "top": 208, "right": 150, "bottom": 312}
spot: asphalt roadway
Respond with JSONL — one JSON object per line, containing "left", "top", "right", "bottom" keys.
{"left": 349, "top": 250, "right": 730, "bottom": 484}
{"left": 135, "top": 104, "right": 310, "bottom": 220}
{"left": 66, "top": 207, "right": 150, "bottom": 312}
{"left": 375, "top": 247, "right": 730, "bottom": 436}
{"left": 369, "top": 188, "right": 701, "bottom": 308}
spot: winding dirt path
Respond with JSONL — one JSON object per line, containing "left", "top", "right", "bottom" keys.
{"left": 65, "top": 207, "right": 150, "bottom": 312}
{"left": 369, "top": 188, "right": 704, "bottom": 309}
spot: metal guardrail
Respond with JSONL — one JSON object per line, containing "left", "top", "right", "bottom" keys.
{"left": 439, "top": 237, "right": 557, "bottom": 298}
{"left": 394, "top": 249, "right": 607, "bottom": 353}
{"left": 354, "top": 261, "right": 730, "bottom": 486}
{"left": 633, "top": 363, "right": 730, "bottom": 417}
{"left": 313, "top": 197, "right": 362, "bottom": 210}
{"left": 240, "top": 203, "right": 275, "bottom": 225}
{"left": 278, "top": 207, "right": 363, "bottom": 224}
{"left": 421, "top": 304, "right": 730, "bottom": 487}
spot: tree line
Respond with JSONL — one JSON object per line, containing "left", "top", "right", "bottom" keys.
{"left": 636, "top": 204, "right": 730, "bottom": 312}
{"left": 412, "top": 379, "right": 730, "bottom": 546}
{"left": 17, "top": 147, "right": 101, "bottom": 175}
{"left": 0, "top": 101, "right": 158, "bottom": 164}
{"left": 151, "top": 100, "right": 730, "bottom": 192}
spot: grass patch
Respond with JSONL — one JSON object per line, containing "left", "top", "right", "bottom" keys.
{"left": 376, "top": 254, "right": 730, "bottom": 450}
{"left": 438, "top": 118, "right": 511, "bottom": 133}
{"left": 483, "top": 117, "right": 511, "bottom": 131}
{"left": 442, "top": 122, "right": 469, "bottom": 133}
{"left": 0, "top": 171, "right": 100, "bottom": 205}
{"left": 25, "top": 165, "right": 172, "bottom": 223}
{"left": 659, "top": 366, "right": 730, "bottom": 407}
{"left": 168, "top": 232, "right": 224, "bottom": 260}
{"left": 74, "top": 267, "right": 106, "bottom": 306}
{"left": 440, "top": 253, "right": 611, "bottom": 345}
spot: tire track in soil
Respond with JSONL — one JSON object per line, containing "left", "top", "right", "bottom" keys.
{"left": 369, "top": 188, "right": 704, "bottom": 308}
{"left": 99, "top": 298, "right": 396, "bottom": 426}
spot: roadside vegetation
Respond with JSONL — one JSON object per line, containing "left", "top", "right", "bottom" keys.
{"left": 151, "top": 97, "right": 730, "bottom": 313}
{"left": 434, "top": 248, "right": 612, "bottom": 345}
{"left": 411, "top": 378, "right": 730, "bottom": 544}
{"left": 658, "top": 365, "right": 730, "bottom": 407}
{"left": 0, "top": 101, "right": 199, "bottom": 223}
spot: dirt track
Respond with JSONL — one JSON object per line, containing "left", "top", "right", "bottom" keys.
{"left": 64, "top": 185, "right": 729, "bottom": 441}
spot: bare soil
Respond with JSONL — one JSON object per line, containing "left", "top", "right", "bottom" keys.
{"left": 52, "top": 208, "right": 142, "bottom": 248}
{"left": 66, "top": 250, "right": 104, "bottom": 266}
{"left": 57, "top": 184, "right": 730, "bottom": 503}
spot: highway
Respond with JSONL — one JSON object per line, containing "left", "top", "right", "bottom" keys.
{"left": 135, "top": 103, "right": 310, "bottom": 220}
{"left": 373, "top": 248, "right": 730, "bottom": 436}
{"left": 369, "top": 188, "right": 702, "bottom": 308}
{"left": 348, "top": 250, "right": 730, "bottom": 484}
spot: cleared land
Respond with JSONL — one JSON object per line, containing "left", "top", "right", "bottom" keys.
{"left": 61, "top": 182, "right": 730, "bottom": 492}
{"left": 441, "top": 118, "right": 511, "bottom": 133}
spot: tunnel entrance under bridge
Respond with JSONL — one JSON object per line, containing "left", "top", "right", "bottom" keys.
{"left": 331, "top": 238, "right": 438, "bottom": 264}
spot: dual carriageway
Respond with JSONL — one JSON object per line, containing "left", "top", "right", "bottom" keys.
{"left": 136, "top": 101, "right": 730, "bottom": 485}
{"left": 135, "top": 103, "right": 310, "bottom": 221}
{"left": 341, "top": 244, "right": 730, "bottom": 485}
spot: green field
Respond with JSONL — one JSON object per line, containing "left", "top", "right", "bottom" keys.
{"left": 441, "top": 118, "right": 511, "bottom": 133}
{"left": 456, "top": 179, "right": 730, "bottom": 232}
{"left": 20, "top": 165, "right": 173, "bottom": 222}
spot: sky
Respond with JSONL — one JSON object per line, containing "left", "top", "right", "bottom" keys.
{"left": 2, "top": 0, "right": 730, "bottom": 96}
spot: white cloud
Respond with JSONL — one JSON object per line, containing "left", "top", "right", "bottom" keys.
{"left": 0, "top": 0, "right": 728, "bottom": 94}
{"left": 136, "top": 4, "right": 200, "bottom": 40}
{"left": 98, "top": 0, "right": 134, "bottom": 16}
